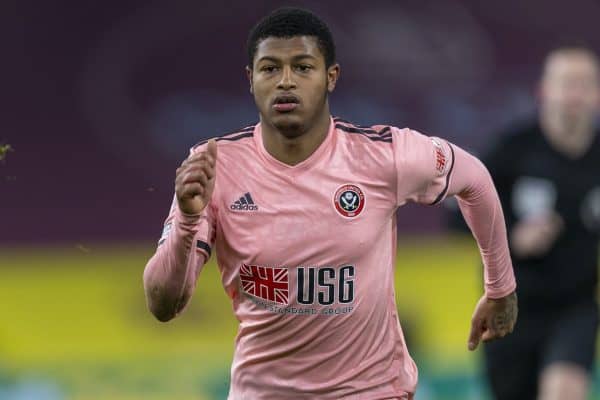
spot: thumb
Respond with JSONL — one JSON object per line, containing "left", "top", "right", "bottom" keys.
{"left": 468, "top": 317, "right": 484, "bottom": 351}
{"left": 481, "top": 328, "right": 495, "bottom": 342}
{"left": 207, "top": 138, "right": 218, "bottom": 160}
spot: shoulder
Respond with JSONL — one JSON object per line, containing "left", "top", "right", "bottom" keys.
{"left": 333, "top": 117, "right": 394, "bottom": 144}
{"left": 333, "top": 117, "right": 448, "bottom": 179}
{"left": 333, "top": 116, "right": 438, "bottom": 148}
{"left": 190, "top": 123, "right": 257, "bottom": 154}
{"left": 333, "top": 116, "right": 445, "bottom": 162}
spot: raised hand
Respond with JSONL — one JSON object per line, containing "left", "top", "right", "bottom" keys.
{"left": 175, "top": 139, "right": 217, "bottom": 215}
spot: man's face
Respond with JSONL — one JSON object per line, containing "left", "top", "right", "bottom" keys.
{"left": 540, "top": 52, "right": 600, "bottom": 130}
{"left": 247, "top": 36, "right": 339, "bottom": 138}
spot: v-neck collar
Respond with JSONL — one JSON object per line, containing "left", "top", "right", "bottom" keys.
{"left": 254, "top": 117, "right": 335, "bottom": 174}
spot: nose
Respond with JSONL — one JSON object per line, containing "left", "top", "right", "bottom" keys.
{"left": 277, "top": 66, "right": 297, "bottom": 90}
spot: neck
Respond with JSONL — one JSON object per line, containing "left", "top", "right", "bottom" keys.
{"left": 540, "top": 113, "right": 596, "bottom": 159}
{"left": 261, "top": 107, "right": 331, "bottom": 166}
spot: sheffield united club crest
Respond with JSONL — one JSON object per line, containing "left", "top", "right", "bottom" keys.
{"left": 334, "top": 184, "right": 365, "bottom": 218}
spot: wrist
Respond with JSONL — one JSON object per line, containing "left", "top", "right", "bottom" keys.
{"left": 486, "top": 288, "right": 517, "bottom": 301}
{"left": 175, "top": 208, "right": 202, "bottom": 224}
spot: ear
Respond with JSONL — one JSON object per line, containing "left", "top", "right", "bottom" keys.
{"left": 327, "top": 63, "right": 340, "bottom": 93}
{"left": 246, "top": 66, "right": 253, "bottom": 94}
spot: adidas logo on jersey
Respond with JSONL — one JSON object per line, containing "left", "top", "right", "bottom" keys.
{"left": 230, "top": 192, "right": 258, "bottom": 211}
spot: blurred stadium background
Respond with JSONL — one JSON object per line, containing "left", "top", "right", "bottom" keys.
{"left": 2, "top": 0, "right": 599, "bottom": 399}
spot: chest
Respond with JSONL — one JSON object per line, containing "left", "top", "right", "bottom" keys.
{"left": 510, "top": 146, "right": 600, "bottom": 231}
{"left": 214, "top": 161, "right": 396, "bottom": 265}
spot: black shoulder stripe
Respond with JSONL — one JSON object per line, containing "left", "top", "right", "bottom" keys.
{"left": 333, "top": 117, "right": 392, "bottom": 136}
{"left": 336, "top": 127, "right": 392, "bottom": 141}
{"left": 333, "top": 116, "right": 373, "bottom": 130}
{"left": 333, "top": 116, "right": 350, "bottom": 124}
{"left": 335, "top": 124, "right": 378, "bottom": 135}
{"left": 222, "top": 125, "right": 255, "bottom": 136}
{"left": 192, "top": 126, "right": 255, "bottom": 149}
{"left": 378, "top": 126, "right": 391, "bottom": 136}
{"left": 215, "top": 131, "right": 254, "bottom": 142}
{"left": 335, "top": 124, "right": 392, "bottom": 143}
{"left": 192, "top": 140, "right": 208, "bottom": 150}
{"left": 429, "top": 143, "right": 456, "bottom": 205}
{"left": 335, "top": 123, "right": 392, "bottom": 137}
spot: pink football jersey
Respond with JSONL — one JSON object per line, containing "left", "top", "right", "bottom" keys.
{"left": 144, "top": 117, "right": 516, "bottom": 399}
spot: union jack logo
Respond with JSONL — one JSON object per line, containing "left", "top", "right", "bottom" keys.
{"left": 239, "top": 264, "right": 289, "bottom": 305}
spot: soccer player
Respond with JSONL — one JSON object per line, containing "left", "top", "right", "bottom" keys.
{"left": 143, "top": 8, "right": 517, "bottom": 399}
{"left": 481, "top": 46, "right": 600, "bottom": 400}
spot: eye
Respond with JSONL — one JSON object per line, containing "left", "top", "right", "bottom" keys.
{"left": 260, "top": 65, "right": 278, "bottom": 73}
{"left": 295, "top": 64, "right": 313, "bottom": 72}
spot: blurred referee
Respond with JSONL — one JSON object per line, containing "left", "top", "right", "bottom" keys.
{"left": 481, "top": 45, "right": 600, "bottom": 400}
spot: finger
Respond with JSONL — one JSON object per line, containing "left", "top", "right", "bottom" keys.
{"left": 483, "top": 314, "right": 506, "bottom": 342}
{"left": 482, "top": 328, "right": 503, "bottom": 342}
{"left": 177, "top": 169, "right": 211, "bottom": 192}
{"left": 181, "top": 152, "right": 205, "bottom": 168}
{"left": 184, "top": 151, "right": 215, "bottom": 166}
{"left": 207, "top": 139, "right": 217, "bottom": 160}
{"left": 182, "top": 170, "right": 209, "bottom": 187}
{"left": 177, "top": 161, "right": 216, "bottom": 181}
{"left": 186, "top": 139, "right": 217, "bottom": 163}
{"left": 185, "top": 162, "right": 216, "bottom": 180}
{"left": 179, "top": 182, "right": 204, "bottom": 199}
{"left": 183, "top": 155, "right": 216, "bottom": 177}
{"left": 502, "top": 319, "right": 516, "bottom": 335}
{"left": 468, "top": 318, "right": 484, "bottom": 351}
{"left": 482, "top": 323, "right": 513, "bottom": 341}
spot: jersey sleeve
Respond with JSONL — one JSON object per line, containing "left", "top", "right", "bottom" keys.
{"left": 392, "top": 127, "right": 516, "bottom": 298}
{"left": 158, "top": 193, "right": 216, "bottom": 263}
{"left": 446, "top": 144, "right": 516, "bottom": 298}
{"left": 392, "top": 128, "right": 455, "bottom": 206}
{"left": 142, "top": 144, "right": 217, "bottom": 320}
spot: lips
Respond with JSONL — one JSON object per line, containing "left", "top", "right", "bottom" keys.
{"left": 272, "top": 94, "right": 300, "bottom": 112}
{"left": 273, "top": 94, "right": 300, "bottom": 104}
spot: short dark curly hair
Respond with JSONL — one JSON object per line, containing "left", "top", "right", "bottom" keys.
{"left": 246, "top": 7, "right": 336, "bottom": 68}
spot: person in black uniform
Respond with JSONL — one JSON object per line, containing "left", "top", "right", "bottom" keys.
{"left": 481, "top": 46, "right": 600, "bottom": 400}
